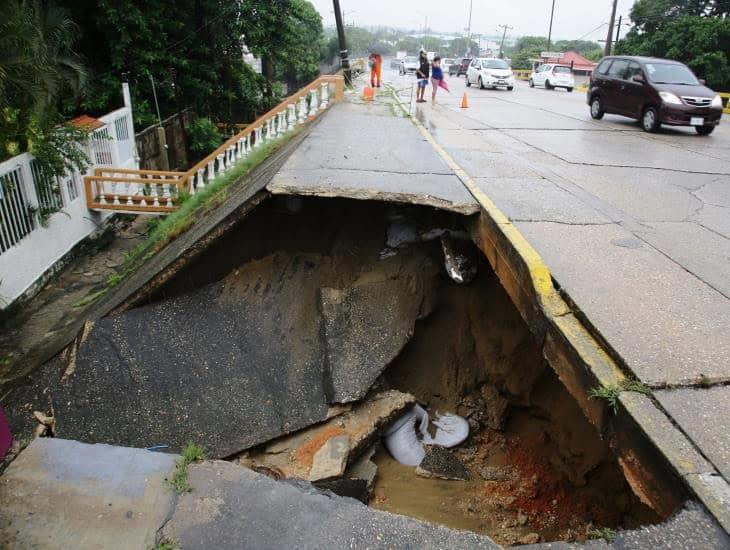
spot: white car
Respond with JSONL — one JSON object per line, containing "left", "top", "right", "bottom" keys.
{"left": 466, "top": 58, "right": 515, "bottom": 90}
{"left": 529, "top": 64, "right": 575, "bottom": 92}
{"left": 400, "top": 56, "right": 419, "bottom": 75}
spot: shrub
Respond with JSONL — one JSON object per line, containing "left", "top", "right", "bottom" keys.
{"left": 187, "top": 118, "right": 223, "bottom": 159}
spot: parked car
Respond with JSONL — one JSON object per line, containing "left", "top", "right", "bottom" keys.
{"left": 588, "top": 56, "right": 723, "bottom": 135}
{"left": 456, "top": 57, "right": 471, "bottom": 77}
{"left": 529, "top": 64, "right": 575, "bottom": 92}
{"left": 400, "top": 56, "right": 419, "bottom": 75}
{"left": 466, "top": 58, "right": 515, "bottom": 90}
{"left": 390, "top": 57, "right": 404, "bottom": 70}
{"left": 442, "top": 59, "right": 456, "bottom": 76}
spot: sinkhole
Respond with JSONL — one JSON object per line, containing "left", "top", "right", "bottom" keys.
{"left": 6, "top": 195, "right": 676, "bottom": 546}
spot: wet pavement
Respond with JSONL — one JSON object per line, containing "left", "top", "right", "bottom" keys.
{"left": 383, "top": 68, "right": 730, "bottom": 508}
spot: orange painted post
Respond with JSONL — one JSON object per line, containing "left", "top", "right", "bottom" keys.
{"left": 363, "top": 86, "right": 374, "bottom": 101}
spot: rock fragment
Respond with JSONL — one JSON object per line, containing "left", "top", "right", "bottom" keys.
{"left": 415, "top": 446, "right": 471, "bottom": 481}
{"left": 309, "top": 435, "right": 351, "bottom": 481}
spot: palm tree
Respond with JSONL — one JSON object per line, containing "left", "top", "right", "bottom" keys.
{"left": 0, "top": 0, "right": 86, "bottom": 155}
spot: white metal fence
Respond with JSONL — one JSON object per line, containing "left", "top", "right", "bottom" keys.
{"left": 0, "top": 89, "right": 138, "bottom": 308}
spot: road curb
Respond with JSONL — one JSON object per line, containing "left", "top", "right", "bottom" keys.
{"left": 389, "top": 85, "right": 730, "bottom": 532}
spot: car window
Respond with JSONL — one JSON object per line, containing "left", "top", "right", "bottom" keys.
{"left": 596, "top": 59, "right": 612, "bottom": 75}
{"left": 554, "top": 66, "right": 572, "bottom": 74}
{"left": 484, "top": 59, "right": 509, "bottom": 70}
{"left": 625, "top": 62, "right": 642, "bottom": 81}
{"left": 644, "top": 62, "right": 699, "bottom": 85}
{"left": 607, "top": 59, "right": 629, "bottom": 78}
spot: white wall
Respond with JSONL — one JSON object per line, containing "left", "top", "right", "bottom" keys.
{"left": 0, "top": 95, "right": 138, "bottom": 309}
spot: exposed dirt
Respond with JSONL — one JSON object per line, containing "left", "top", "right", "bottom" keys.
{"left": 371, "top": 241, "right": 660, "bottom": 545}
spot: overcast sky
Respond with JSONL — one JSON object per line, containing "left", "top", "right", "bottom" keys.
{"left": 309, "top": 0, "right": 637, "bottom": 42}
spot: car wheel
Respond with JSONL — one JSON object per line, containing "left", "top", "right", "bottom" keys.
{"left": 545, "top": 80, "right": 553, "bottom": 90}
{"left": 528, "top": 79, "right": 534, "bottom": 88}
{"left": 567, "top": 87, "right": 574, "bottom": 93}
{"left": 696, "top": 125, "right": 715, "bottom": 136}
{"left": 466, "top": 77, "right": 471, "bottom": 87}
{"left": 478, "top": 77, "right": 485, "bottom": 90}
{"left": 590, "top": 96, "right": 604, "bottom": 120}
{"left": 641, "top": 106, "right": 660, "bottom": 133}
{"left": 507, "top": 86, "right": 514, "bottom": 91}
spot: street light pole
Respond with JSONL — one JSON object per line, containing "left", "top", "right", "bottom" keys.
{"left": 547, "top": 0, "right": 556, "bottom": 52}
{"left": 332, "top": 0, "right": 351, "bottom": 86}
{"left": 604, "top": 0, "right": 619, "bottom": 56}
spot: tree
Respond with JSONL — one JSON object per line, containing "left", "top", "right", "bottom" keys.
{"left": 617, "top": 1, "right": 730, "bottom": 89}
{"left": 0, "top": 0, "right": 86, "bottom": 158}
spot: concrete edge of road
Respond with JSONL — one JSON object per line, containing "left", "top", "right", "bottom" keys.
{"left": 386, "top": 84, "right": 730, "bottom": 533}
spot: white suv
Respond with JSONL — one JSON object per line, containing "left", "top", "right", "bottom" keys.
{"left": 529, "top": 64, "right": 575, "bottom": 91}
{"left": 466, "top": 58, "right": 515, "bottom": 90}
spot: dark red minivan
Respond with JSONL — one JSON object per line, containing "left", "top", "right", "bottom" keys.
{"left": 587, "top": 56, "right": 723, "bottom": 135}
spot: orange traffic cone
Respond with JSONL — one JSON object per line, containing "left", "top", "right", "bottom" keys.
{"left": 461, "top": 92, "right": 469, "bottom": 109}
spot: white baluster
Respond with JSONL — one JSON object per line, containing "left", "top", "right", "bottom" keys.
{"left": 152, "top": 183, "right": 160, "bottom": 207}
{"left": 254, "top": 127, "right": 262, "bottom": 148}
{"left": 239, "top": 137, "right": 246, "bottom": 158}
{"left": 298, "top": 96, "right": 307, "bottom": 124}
{"left": 206, "top": 159, "right": 214, "bottom": 181}
{"left": 320, "top": 82, "right": 329, "bottom": 109}
{"left": 99, "top": 180, "right": 107, "bottom": 205}
{"left": 196, "top": 168, "right": 205, "bottom": 193}
{"left": 228, "top": 145, "right": 234, "bottom": 165}
{"left": 287, "top": 104, "right": 296, "bottom": 130}
{"left": 217, "top": 153, "right": 226, "bottom": 174}
{"left": 112, "top": 182, "right": 120, "bottom": 205}
{"left": 165, "top": 184, "right": 174, "bottom": 207}
{"left": 126, "top": 183, "right": 134, "bottom": 206}
{"left": 308, "top": 89, "right": 319, "bottom": 117}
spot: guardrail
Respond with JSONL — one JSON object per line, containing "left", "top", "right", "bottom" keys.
{"left": 84, "top": 75, "right": 345, "bottom": 214}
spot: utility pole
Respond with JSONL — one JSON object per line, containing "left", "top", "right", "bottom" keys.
{"left": 604, "top": 0, "right": 619, "bottom": 56}
{"left": 497, "top": 24, "right": 513, "bottom": 59}
{"left": 467, "top": 0, "right": 473, "bottom": 41}
{"left": 332, "top": 0, "right": 351, "bottom": 86}
{"left": 546, "top": 0, "right": 556, "bottom": 52}
{"left": 614, "top": 15, "right": 623, "bottom": 45}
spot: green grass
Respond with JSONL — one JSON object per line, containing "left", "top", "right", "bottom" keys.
{"left": 72, "top": 289, "right": 108, "bottom": 309}
{"left": 165, "top": 442, "right": 207, "bottom": 494}
{"left": 589, "top": 378, "right": 652, "bottom": 414}
{"left": 589, "top": 527, "right": 616, "bottom": 542}
{"left": 152, "top": 539, "right": 177, "bottom": 550}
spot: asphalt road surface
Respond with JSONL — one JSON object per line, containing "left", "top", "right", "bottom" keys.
{"left": 385, "top": 64, "right": 730, "bottom": 484}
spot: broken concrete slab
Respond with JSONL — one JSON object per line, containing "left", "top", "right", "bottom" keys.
{"left": 245, "top": 390, "right": 414, "bottom": 480}
{"left": 268, "top": 103, "right": 480, "bottom": 215}
{"left": 0, "top": 438, "right": 176, "bottom": 550}
{"left": 322, "top": 276, "right": 432, "bottom": 403}
{"left": 416, "top": 446, "right": 471, "bottom": 481}
{"left": 310, "top": 434, "right": 351, "bottom": 481}
{"left": 162, "top": 459, "right": 501, "bottom": 549}
{"left": 6, "top": 231, "right": 439, "bottom": 458}
{"left": 346, "top": 444, "right": 379, "bottom": 492}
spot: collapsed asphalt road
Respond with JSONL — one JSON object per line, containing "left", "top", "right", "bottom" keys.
{"left": 4, "top": 199, "right": 453, "bottom": 458}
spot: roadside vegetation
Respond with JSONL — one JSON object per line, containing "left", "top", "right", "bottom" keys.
{"left": 589, "top": 379, "right": 652, "bottom": 414}
{"left": 165, "top": 443, "right": 206, "bottom": 494}
{"left": 616, "top": 0, "right": 730, "bottom": 90}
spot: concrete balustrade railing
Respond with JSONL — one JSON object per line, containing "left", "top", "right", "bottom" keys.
{"left": 187, "top": 75, "right": 344, "bottom": 195}
{"left": 84, "top": 168, "right": 189, "bottom": 213}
